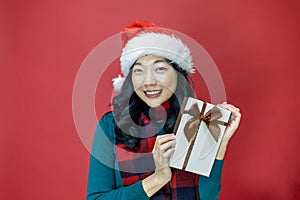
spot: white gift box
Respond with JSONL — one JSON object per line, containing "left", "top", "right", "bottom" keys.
{"left": 169, "top": 97, "right": 231, "bottom": 177}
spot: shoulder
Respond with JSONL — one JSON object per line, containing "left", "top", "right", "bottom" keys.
{"left": 99, "top": 111, "right": 114, "bottom": 124}
{"left": 96, "top": 111, "right": 116, "bottom": 142}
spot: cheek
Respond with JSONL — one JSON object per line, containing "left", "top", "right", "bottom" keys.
{"left": 171, "top": 75, "right": 178, "bottom": 91}
{"left": 132, "top": 76, "right": 142, "bottom": 90}
{"left": 162, "top": 73, "right": 177, "bottom": 92}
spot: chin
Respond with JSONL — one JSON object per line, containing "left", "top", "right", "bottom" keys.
{"left": 144, "top": 100, "right": 163, "bottom": 108}
{"left": 147, "top": 103, "right": 161, "bottom": 108}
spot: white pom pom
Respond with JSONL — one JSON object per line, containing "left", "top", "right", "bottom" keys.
{"left": 112, "top": 75, "right": 125, "bottom": 92}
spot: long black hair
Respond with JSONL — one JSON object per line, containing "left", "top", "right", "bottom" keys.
{"left": 112, "top": 61, "right": 194, "bottom": 149}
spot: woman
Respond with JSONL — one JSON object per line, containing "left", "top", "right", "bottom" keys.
{"left": 87, "top": 20, "right": 241, "bottom": 200}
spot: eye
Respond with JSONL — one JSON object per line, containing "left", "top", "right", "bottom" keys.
{"left": 133, "top": 68, "right": 143, "bottom": 73}
{"left": 155, "top": 66, "right": 168, "bottom": 72}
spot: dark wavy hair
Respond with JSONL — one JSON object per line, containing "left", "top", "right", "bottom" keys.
{"left": 112, "top": 61, "right": 194, "bottom": 149}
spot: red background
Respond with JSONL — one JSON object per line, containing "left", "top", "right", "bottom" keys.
{"left": 1, "top": 0, "right": 300, "bottom": 199}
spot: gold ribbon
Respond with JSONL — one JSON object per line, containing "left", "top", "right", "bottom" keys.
{"left": 181, "top": 102, "right": 228, "bottom": 170}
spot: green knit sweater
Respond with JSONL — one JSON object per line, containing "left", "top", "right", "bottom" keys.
{"left": 87, "top": 112, "right": 224, "bottom": 200}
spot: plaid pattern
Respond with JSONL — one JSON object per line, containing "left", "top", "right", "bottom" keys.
{"left": 116, "top": 102, "right": 199, "bottom": 199}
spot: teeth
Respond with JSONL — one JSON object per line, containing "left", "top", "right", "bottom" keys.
{"left": 145, "top": 90, "right": 161, "bottom": 95}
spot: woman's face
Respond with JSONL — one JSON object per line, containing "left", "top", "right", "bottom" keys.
{"left": 131, "top": 55, "right": 177, "bottom": 108}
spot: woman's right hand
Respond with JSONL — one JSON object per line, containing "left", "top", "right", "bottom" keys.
{"left": 142, "top": 133, "right": 176, "bottom": 197}
{"left": 152, "top": 133, "right": 176, "bottom": 183}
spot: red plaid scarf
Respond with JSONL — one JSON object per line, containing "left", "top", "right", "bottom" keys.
{"left": 116, "top": 102, "right": 199, "bottom": 199}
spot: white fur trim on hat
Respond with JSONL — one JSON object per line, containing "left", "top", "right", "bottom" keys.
{"left": 112, "top": 75, "right": 125, "bottom": 92}
{"left": 120, "top": 32, "right": 194, "bottom": 76}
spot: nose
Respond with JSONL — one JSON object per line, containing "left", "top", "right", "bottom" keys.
{"left": 144, "top": 70, "right": 157, "bottom": 86}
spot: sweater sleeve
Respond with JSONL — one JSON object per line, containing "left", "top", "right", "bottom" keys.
{"left": 198, "top": 160, "right": 224, "bottom": 200}
{"left": 86, "top": 113, "right": 149, "bottom": 200}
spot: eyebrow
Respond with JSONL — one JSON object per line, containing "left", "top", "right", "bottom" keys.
{"left": 134, "top": 59, "right": 168, "bottom": 66}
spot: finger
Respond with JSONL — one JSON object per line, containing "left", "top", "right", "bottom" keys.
{"left": 156, "top": 134, "right": 176, "bottom": 145}
{"left": 228, "top": 104, "right": 240, "bottom": 112}
{"left": 228, "top": 110, "right": 242, "bottom": 127}
{"left": 163, "top": 147, "right": 175, "bottom": 159}
{"left": 230, "top": 107, "right": 242, "bottom": 119}
{"left": 217, "top": 103, "right": 230, "bottom": 110}
{"left": 157, "top": 133, "right": 176, "bottom": 139}
{"left": 218, "top": 103, "right": 240, "bottom": 113}
{"left": 159, "top": 139, "right": 176, "bottom": 151}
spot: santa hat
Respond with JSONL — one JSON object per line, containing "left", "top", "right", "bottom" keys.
{"left": 113, "top": 20, "right": 194, "bottom": 92}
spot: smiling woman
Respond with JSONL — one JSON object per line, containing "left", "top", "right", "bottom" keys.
{"left": 86, "top": 20, "right": 241, "bottom": 200}
{"left": 132, "top": 55, "right": 178, "bottom": 108}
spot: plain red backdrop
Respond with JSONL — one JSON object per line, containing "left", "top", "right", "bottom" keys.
{"left": 1, "top": 0, "right": 300, "bottom": 199}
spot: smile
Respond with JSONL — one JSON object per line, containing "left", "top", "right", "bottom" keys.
{"left": 144, "top": 89, "right": 162, "bottom": 97}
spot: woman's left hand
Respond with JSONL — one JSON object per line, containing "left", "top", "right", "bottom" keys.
{"left": 216, "top": 102, "right": 241, "bottom": 159}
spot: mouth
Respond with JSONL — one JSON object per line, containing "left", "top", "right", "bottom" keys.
{"left": 144, "top": 89, "right": 162, "bottom": 98}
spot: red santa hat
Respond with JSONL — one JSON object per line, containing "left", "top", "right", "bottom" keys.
{"left": 113, "top": 20, "right": 194, "bottom": 92}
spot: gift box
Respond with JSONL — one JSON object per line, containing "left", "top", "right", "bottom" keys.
{"left": 169, "top": 97, "right": 231, "bottom": 177}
